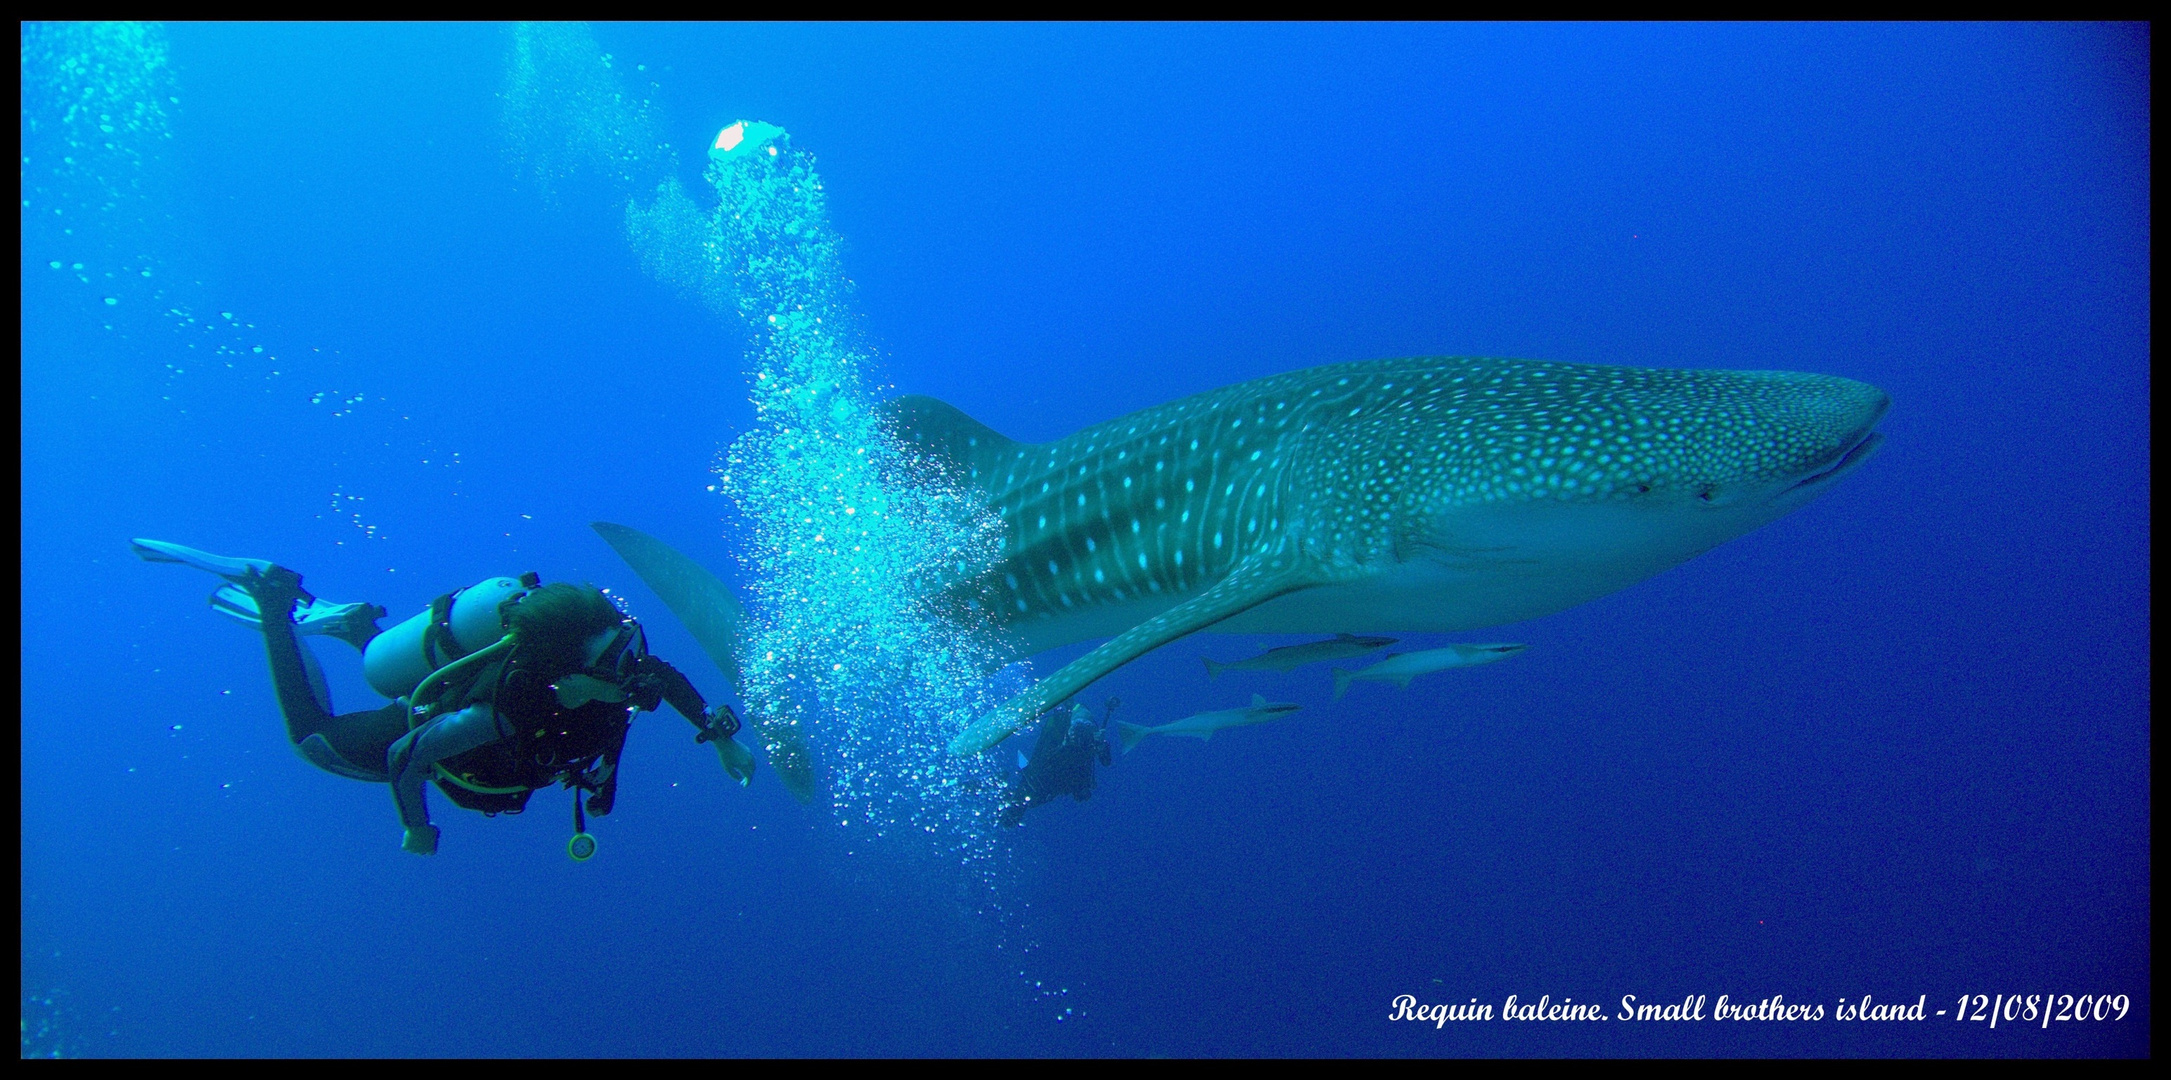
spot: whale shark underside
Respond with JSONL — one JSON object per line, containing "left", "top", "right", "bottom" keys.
{"left": 890, "top": 355, "right": 1889, "bottom": 755}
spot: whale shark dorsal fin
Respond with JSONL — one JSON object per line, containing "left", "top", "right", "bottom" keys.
{"left": 1250, "top": 693, "right": 1266, "bottom": 707}
{"left": 880, "top": 395, "right": 1025, "bottom": 491}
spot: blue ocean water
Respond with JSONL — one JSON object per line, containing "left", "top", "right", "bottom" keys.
{"left": 20, "top": 22, "right": 2148, "bottom": 1058}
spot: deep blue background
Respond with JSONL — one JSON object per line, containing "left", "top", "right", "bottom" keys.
{"left": 21, "top": 23, "right": 2148, "bottom": 1057}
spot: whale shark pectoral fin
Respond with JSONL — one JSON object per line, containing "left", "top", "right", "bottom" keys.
{"left": 591, "top": 521, "right": 817, "bottom": 804}
{"left": 948, "top": 557, "right": 1318, "bottom": 755}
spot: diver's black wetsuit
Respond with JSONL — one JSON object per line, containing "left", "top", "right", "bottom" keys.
{"left": 387, "top": 649, "right": 720, "bottom": 826}
{"left": 250, "top": 571, "right": 408, "bottom": 782}
{"left": 999, "top": 703, "right": 1113, "bottom": 827}
{"left": 248, "top": 570, "right": 730, "bottom": 824}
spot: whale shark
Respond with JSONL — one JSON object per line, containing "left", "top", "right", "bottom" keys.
{"left": 899, "top": 355, "right": 1889, "bottom": 756}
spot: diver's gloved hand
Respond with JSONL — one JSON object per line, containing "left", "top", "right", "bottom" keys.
{"left": 699, "top": 704, "right": 755, "bottom": 786}
{"left": 401, "top": 824, "right": 440, "bottom": 856}
{"left": 712, "top": 735, "right": 756, "bottom": 787}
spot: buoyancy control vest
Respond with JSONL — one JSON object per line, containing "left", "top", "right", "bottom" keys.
{"left": 406, "top": 614, "right": 652, "bottom": 817}
{"left": 429, "top": 649, "right": 633, "bottom": 816}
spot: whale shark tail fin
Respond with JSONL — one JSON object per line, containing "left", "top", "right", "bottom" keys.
{"left": 1203, "top": 657, "right": 1224, "bottom": 680}
{"left": 1332, "top": 668, "right": 1354, "bottom": 701}
{"left": 1116, "top": 720, "right": 1152, "bottom": 754}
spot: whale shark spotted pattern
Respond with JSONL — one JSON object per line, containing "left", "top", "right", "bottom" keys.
{"left": 889, "top": 356, "right": 1889, "bottom": 755}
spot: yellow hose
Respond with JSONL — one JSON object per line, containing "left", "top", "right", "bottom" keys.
{"left": 406, "top": 634, "right": 515, "bottom": 728}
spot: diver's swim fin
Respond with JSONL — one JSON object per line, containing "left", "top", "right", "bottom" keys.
{"left": 131, "top": 538, "right": 278, "bottom": 582}
{"left": 207, "top": 583, "right": 260, "bottom": 625}
{"left": 136, "top": 538, "right": 384, "bottom": 648}
{"left": 209, "top": 585, "right": 386, "bottom": 650}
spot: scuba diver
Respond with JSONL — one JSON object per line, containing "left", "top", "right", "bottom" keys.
{"left": 998, "top": 697, "right": 1115, "bottom": 827}
{"left": 132, "top": 539, "right": 755, "bottom": 859}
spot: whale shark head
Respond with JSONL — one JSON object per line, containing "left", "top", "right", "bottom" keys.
{"left": 1515, "top": 367, "right": 1891, "bottom": 521}
{"left": 1358, "top": 363, "right": 1889, "bottom": 622}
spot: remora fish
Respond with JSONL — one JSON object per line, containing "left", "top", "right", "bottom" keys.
{"left": 1332, "top": 643, "right": 1527, "bottom": 700}
{"left": 1115, "top": 694, "right": 1302, "bottom": 753}
{"left": 1202, "top": 633, "right": 1397, "bottom": 679}
{"left": 881, "top": 355, "right": 1887, "bottom": 756}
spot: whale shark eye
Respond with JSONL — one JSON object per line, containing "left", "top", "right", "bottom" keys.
{"left": 1697, "top": 487, "right": 1715, "bottom": 502}
{"left": 1634, "top": 483, "right": 1651, "bottom": 495}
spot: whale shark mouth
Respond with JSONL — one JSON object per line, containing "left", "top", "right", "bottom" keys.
{"left": 1788, "top": 429, "right": 1886, "bottom": 492}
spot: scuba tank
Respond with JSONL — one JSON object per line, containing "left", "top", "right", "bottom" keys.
{"left": 362, "top": 573, "right": 539, "bottom": 700}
